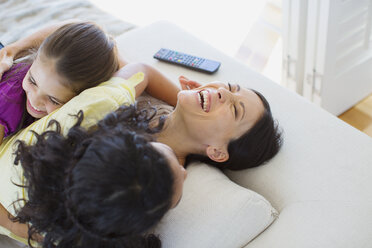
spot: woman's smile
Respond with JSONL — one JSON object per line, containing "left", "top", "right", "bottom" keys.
{"left": 197, "top": 89, "right": 211, "bottom": 112}
{"left": 174, "top": 82, "right": 265, "bottom": 150}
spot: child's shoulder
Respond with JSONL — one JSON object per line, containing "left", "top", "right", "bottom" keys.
{"left": 0, "top": 63, "right": 30, "bottom": 104}
{"left": 0, "top": 63, "right": 31, "bottom": 137}
{"left": 0, "top": 63, "right": 30, "bottom": 86}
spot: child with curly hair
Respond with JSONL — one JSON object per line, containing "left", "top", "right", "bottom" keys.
{"left": 4, "top": 104, "right": 186, "bottom": 248}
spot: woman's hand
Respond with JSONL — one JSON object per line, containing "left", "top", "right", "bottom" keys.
{"left": 0, "top": 46, "right": 15, "bottom": 79}
{"left": 178, "top": 75, "right": 201, "bottom": 90}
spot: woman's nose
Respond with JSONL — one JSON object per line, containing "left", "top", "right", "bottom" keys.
{"left": 217, "top": 88, "right": 232, "bottom": 103}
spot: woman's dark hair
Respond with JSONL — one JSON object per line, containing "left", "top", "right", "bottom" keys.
{"left": 185, "top": 90, "right": 283, "bottom": 171}
{"left": 12, "top": 105, "right": 174, "bottom": 248}
{"left": 39, "top": 22, "right": 119, "bottom": 93}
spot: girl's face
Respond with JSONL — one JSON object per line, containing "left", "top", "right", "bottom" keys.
{"left": 22, "top": 55, "right": 76, "bottom": 119}
{"left": 175, "top": 82, "right": 264, "bottom": 161}
{"left": 151, "top": 142, "right": 187, "bottom": 208}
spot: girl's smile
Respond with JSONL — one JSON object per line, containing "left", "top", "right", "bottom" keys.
{"left": 26, "top": 99, "right": 47, "bottom": 116}
{"left": 22, "top": 54, "right": 76, "bottom": 119}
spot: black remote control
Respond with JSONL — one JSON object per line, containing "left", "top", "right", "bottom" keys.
{"left": 153, "top": 48, "right": 221, "bottom": 74}
{"left": 0, "top": 42, "right": 4, "bottom": 50}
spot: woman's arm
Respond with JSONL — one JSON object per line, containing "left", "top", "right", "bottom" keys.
{"left": 118, "top": 53, "right": 129, "bottom": 68}
{"left": 114, "top": 63, "right": 180, "bottom": 107}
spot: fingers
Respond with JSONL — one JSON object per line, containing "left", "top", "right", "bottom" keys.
{"left": 0, "top": 61, "right": 10, "bottom": 79}
{"left": 179, "top": 76, "right": 190, "bottom": 90}
{"left": 0, "top": 62, "right": 11, "bottom": 80}
{"left": 0, "top": 50, "right": 14, "bottom": 80}
{"left": 188, "top": 81, "right": 202, "bottom": 88}
{"left": 178, "top": 75, "right": 202, "bottom": 90}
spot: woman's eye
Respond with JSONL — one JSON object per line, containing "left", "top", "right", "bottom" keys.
{"left": 231, "top": 103, "right": 237, "bottom": 117}
{"left": 228, "top": 83, "right": 237, "bottom": 92}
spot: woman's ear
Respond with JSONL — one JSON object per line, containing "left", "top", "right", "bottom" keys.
{"left": 206, "top": 145, "right": 229, "bottom": 162}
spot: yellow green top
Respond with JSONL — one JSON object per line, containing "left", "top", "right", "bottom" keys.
{"left": 0, "top": 72, "right": 143, "bottom": 245}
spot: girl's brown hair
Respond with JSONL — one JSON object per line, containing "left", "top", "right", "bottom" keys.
{"left": 39, "top": 22, "right": 119, "bottom": 93}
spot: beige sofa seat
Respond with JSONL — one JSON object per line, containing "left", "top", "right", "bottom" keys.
{"left": 115, "top": 21, "right": 372, "bottom": 248}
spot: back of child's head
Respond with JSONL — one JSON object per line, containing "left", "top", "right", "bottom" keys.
{"left": 38, "top": 22, "right": 119, "bottom": 93}
{"left": 13, "top": 105, "right": 174, "bottom": 248}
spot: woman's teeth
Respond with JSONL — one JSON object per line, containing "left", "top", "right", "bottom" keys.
{"left": 198, "top": 90, "right": 209, "bottom": 112}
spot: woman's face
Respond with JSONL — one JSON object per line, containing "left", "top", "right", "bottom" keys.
{"left": 151, "top": 142, "right": 187, "bottom": 208}
{"left": 22, "top": 54, "right": 76, "bottom": 119}
{"left": 175, "top": 82, "right": 264, "bottom": 161}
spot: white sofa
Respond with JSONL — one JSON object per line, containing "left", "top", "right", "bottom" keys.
{"left": 115, "top": 21, "right": 372, "bottom": 248}
{"left": 1, "top": 21, "right": 372, "bottom": 248}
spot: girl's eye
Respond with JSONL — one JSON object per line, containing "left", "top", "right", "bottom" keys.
{"left": 228, "top": 83, "right": 232, "bottom": 91}
{"left": 49, "top": 97, "right": 60, "bottom": 106}
{"left": 28, "top": 78, "right": 36, "bottom": 86}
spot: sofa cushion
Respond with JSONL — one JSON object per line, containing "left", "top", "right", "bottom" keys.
{"left": 153, "top": 163, "right": 277, "bottom": 248}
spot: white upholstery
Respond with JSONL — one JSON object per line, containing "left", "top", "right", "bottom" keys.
{"left": 115, "top": 21, "right": 372, "bottom": 248}
{"left": 154, "top": 163, "right": 277, "bottom": 248}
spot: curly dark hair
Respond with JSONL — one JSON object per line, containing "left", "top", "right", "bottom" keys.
{"left": 12, "top": 104, "right": 174, "bottom": 248}
{"left": 185, "top": 90, "right": 283, "bottom": 170}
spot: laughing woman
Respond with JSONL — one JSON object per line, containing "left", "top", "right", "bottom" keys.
{"left": 152, "top": 76, "right": 282, "bottom": 170}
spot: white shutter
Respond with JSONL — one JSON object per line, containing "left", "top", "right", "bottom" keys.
{"left": 303, "top": 0, "right": 372, "bottom": 115}
{"left": 282, "top": 0, "right": 309, "bottom": 94}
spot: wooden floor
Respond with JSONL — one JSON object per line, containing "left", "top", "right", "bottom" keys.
{"left": 338, "top": 94, "right": 372, "bottom": 137}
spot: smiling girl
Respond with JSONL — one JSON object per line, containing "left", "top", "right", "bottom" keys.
{"left": 0, "top": 20, "right": 120, "bottom": 144}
